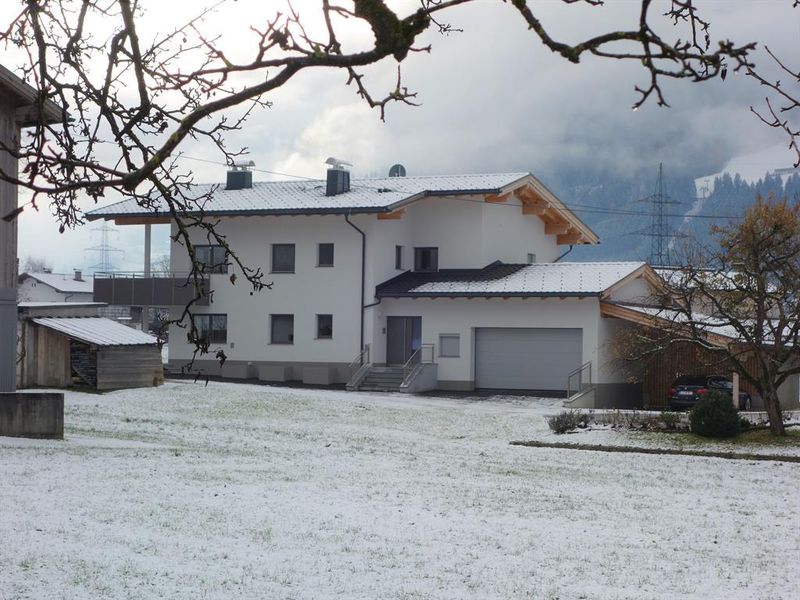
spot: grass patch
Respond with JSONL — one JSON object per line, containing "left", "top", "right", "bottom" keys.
{"left": 630, "top": 426, "right": 800, "bottom": 449}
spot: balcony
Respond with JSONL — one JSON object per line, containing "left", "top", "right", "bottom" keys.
{"left": 93, "top": 272, "right": 210, "bottom": 306}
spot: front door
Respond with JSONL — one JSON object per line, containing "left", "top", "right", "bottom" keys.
{"left": 386, "top": 316, "right": 422, "bottom": 365}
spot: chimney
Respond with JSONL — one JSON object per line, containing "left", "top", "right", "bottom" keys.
{"left": 325, "top": 157, "right": 352, "bottom": 196}
{"left": 226, "top": 160, "right": 255, "bottom": 190}
{"left": 74, "top": 269, "right": 83, "bottom": 281}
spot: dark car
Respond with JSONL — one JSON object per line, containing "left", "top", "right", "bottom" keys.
{"left": 669, "top": 375, "right": 752, "bottom": 411}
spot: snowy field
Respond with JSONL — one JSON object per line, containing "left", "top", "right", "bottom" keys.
{"left": 2, "top": 381, "right": 799, "bottom": 600}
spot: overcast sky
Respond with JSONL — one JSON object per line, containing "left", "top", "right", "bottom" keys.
{"left": 6, "top": 0, "right": 799, "bottom": 274}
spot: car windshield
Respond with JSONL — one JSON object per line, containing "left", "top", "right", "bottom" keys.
{"left": 674, "top": 375, "right": 706, "bottom": 386}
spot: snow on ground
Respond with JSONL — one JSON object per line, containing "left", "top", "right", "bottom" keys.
{"left": 2, "top": 382, "right": 799, "bottom": 599}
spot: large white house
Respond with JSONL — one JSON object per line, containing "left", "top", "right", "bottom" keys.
{"left": 87, "top": 165, "right": 659, "bottom": 403}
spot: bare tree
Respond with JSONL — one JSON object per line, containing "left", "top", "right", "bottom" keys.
{"left": 22, "top": 254, "right": 53, "bottom": 273}
{"left": 617, "top": 198, "right": 800, "bottom": 436}
{"left": 0, "top": 0, "right": 781, "bottom": 354}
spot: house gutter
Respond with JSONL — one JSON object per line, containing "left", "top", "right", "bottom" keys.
{"left": 554, "top": 244, "right": 574, "bottom": 263}
{"left": 344, "top": 213, "right": 366, "bottom": 355}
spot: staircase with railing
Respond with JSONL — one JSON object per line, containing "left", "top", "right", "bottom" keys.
{"left": 563, "top": 361, "right": 595, "bottom": 407}
{"left": 346, "top": 344, "right": 438, "bottom": 393}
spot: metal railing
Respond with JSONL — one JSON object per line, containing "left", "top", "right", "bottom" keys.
{"left": 402, "top": 343, "right": 435, "bottom": 386}
{"left": 92, "top": 271, "right": 209, "bottom": 306}
{"left": 346, "top": 345, "right": 371, "bottom": 389}
{"left": 566, "top": 361, "right": 592, "bottom": 399}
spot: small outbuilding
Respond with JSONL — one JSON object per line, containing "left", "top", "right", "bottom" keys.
{"left": 17, "top": 303, "right": 164, "bottom": 390}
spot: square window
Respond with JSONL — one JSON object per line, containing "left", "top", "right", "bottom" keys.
{"left": 193, "top": 313, "right": 228, "bottom": 344}
{"left": 527, "top": 253, "right": 536, "bottom": 264}
{"left": 316, "top": 314, "right": 333, "bottom": 339}
{"left": 414, "top": 247, "right": 438, "bottom": 272}
{"left": 439, "top": 334, "right": 460, "bottom": 358}
{"left": 195, "top": 245, "right": 228, "bottom": 274}
{"left": 270, "top": 314, "right": 294, "bottom": 344}
{"left": 318, "top": 243, "right": 334, "bottom": 267}
{"left": 395, "top": 245, "right": 403, "bottom": 270}
{"left": 271, "top": 244, "right": 295, "bottom": 273}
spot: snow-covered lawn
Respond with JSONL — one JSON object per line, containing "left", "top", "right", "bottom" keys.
{"left": 2, "top": 382, "right": 799, "bottom": 599}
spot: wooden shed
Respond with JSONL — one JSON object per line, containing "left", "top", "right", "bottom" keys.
{"left": 18, "top": 316, "right": 164, "bottom": 390}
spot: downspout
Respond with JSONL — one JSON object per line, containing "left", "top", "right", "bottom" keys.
{"left": 344, "top": 213, "right": 366, "bottom": 354}
{"left": 554, "top": 244, "right": 574, "bottom": 263}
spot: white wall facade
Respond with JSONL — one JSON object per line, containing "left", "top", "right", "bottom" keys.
{"left": 17, "top": 278, "right": 93, "bottom": 303}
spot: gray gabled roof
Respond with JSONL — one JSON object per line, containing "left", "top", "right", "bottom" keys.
{"left": 19, "top": 272, "right": 93, "bottom": 294}
{"left": 86, "top": 172, "right": 531, "bottom": 219}
{"left": 376, "top": 261, "right": 647, "bottom": 298}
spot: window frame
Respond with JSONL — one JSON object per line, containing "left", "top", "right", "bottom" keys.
{"left": 271, "top": 243, "right": 296, "bottom": 273}
{"left": 413, "top": 246, "right": 439, "bottom": 272}
{"left": 317, "top": 243, "right": 335, "bottom": 267}
{"left": 194, "top": 313, "right": 228, "bottom": 344}
{"left": 270, "top": 314, "right": 294, "bottom": 344}
{"left": 316, "top": 314, "right": 333, "bottom": 339}
{"left": 439, "top": 333, "right": 460, "bottom": 358}
{"left": 195, "top": 244, "right": 228, "bottom": 274}
{"left": 395, "top": 245, "right": 404, "bottom": 270}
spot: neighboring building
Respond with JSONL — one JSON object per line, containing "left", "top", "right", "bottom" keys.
{"left": 87, "top": 165, "right": 666, "bottom": 402}
{"left": 18, "top": 270, "right": 94, "bottom": 303}
{"left": 17, "top": 302, "right": 164, "bottom": 390}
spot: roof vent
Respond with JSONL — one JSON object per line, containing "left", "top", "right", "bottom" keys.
{"left": 389, "top": 163, "right": 406, "bottom": 177}
{"left": 325, "top": 157, "right": 351, "bottom": 196}
{"left": 226, "top": 160, "right": 255, "bottom": 190}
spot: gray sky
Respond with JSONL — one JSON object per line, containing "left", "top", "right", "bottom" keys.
{"left": 8, "top": 0, "right": 799, "bottom": 273}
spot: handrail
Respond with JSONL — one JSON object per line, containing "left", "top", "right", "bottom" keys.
{"left": 402, "top": 343, "right": 435, "bottom": 385}
{"left": 346, "top": 345, "right": 371, "bottom": 390}
{"left": 566, "top": 361, "right": 592, "bottom": 399}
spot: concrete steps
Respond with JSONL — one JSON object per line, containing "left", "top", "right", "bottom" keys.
{"left": 357, "top": 366, "right": 406, "bottom": 392}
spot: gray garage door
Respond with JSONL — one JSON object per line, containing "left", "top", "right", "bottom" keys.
{"left": 475, "top": 327, "right": 583, "bottom": 392}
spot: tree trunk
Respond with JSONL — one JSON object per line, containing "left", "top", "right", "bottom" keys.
{"left": 763, "top": 385, "right": 786, "bottom": 436}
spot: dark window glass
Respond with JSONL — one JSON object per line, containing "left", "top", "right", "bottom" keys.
{"left": 316, "top": 314, "right": 333, "bottom": 339}
{"left": 272, "top": 244, "right": 295, "bottom": 273}
{"left": 414, "top": 247, "right": 439, "bottom": 272}
{"left": 395, "top": 245, "right": 403, "bottom": 270}
{"left": 318, "top": 243, "right": 334, "bottom": 267}
{"left": 195, "top": 245, "right": 228, "bottom": 274}
{"left": 194, "top": 314, "right": 227, "bottom": 344}
{"left": 270, "top": 314, "right": 294, "bottom": 344}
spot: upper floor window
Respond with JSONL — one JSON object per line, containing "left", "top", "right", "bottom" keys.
{"left": 194, "top": 314, "right": 227, "bottom": 344}
{"left": 271, "top": 244, "right": 295, "bottom": 273}
{"left": 395, "top": 245, "right": 403, "bottom": 270}
{"left": 270, "top": 314, "right": 294, "bottom": 344}
{"left": 196, "top": 245, "right": 228, "bottom": 274}
{"left": 317, "top": 243, "right": 334, "bottom": 267}
{"left": 316, "top": 314, "right": 333, "bottom": 339}
{"left": 414, "top": 247, "right": 438, "bottom": 272}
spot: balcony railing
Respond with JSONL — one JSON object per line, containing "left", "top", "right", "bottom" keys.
{"left": 93, "top": 271, "right": 210, "bottom": 306}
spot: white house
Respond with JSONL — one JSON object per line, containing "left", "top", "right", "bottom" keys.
{"left": 86, "top": 165, "right": 660, "bottom": 404}
{"left": 18, "top": 271, "right": 94, "bottom": 303}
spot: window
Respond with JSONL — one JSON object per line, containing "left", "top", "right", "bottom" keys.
{"left": 395, "top": 245, "right": 403, "bottom": 270}
{"left": 195, "top": 245, "right": 228, "bottom": 273}
{"left": 194, "top": 314, "right": 227, "bottom": 344}
{"left": 271, "top": 244, "right": 295, "bottom": 273}
{"left": 414, "top": 247, "right": 438, "bottom": 272}
{"left": 316, "top": 314, "right": 333, "bottom": 339}
{"left": 270, "top": 314, "right": 294, "bottom": 344}
{"left": 527, "top": 253, "right": 536, "bottom": 265}
{"left": 317, "top": 243, "right": 334, "bottom": 267}
{"left": 439, "top": 334, "right": 460, "bottom": 358}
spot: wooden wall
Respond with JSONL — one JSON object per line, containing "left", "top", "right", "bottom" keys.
{"left": 96, "top": 346, "right": 164, "bottom": 390}
{"left": 18, "top": 323, "right": 71, "bottom": 388}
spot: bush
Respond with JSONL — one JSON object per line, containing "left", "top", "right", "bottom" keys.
{"left": 689, "top": 391, "right": 741, "bottom": 438}
{"left": 661, "top": 411, "right": 681, "bottom": 431}
{"left": 547, "top": 410, "right": 590, "bottom": 434}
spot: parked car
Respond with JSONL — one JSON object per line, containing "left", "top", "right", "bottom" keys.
{"left": 669, "top": 374, "right": 752, "bottom": 411}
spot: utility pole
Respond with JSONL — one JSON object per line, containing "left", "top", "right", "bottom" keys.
{"left": 641, "top": 163, "right": 682, "bottom": 267}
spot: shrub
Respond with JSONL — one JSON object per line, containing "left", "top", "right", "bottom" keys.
{"left": 689, "top": 390, "right": 741, "bottom": 438}
{"left": 547, "top": 410, "right": 589, "bottom": 434}
{"left": 661, "top": 411, "right": 681, "bottom": 431}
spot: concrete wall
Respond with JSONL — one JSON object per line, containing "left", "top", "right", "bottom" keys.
{"left": 0, "top": 392, "right": 64, "bottom": 439}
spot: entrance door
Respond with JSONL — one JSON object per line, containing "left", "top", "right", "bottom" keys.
{"left": 386, "top": 316, "right": 422, "bottom": 365}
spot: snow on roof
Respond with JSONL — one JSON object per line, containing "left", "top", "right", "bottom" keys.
{"left": 32, "top": 317, "right": 158, "bottom": 346}
{"left": 21, "top": 272, "right": 94, "bottom": 294}
{"left": 85, "top": 173, "right": 533, "bottom": 218}
{"left": 605, "top": 303, "right": 741, "bottom": 342}
{"left": 377, "top": 261, "right": 646, "bottom": 298}
{"left": 18, "top": 301, "right": 105, "bottom": 308}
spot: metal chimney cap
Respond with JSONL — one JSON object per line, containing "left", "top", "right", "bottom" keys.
{"left": 325, "top": 157, "right": 352, "bottom": 170}
{"left": 231, "top": 160, "right": 255, "bottom": 171}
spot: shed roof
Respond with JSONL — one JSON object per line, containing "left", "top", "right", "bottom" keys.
{"left": 0, "top": 64, "right": 62, "bottom": 125}
{"left": 32, "top": 317, "right": 158, "bottom": 347}
{"left": 20, "top": 272, "right": 94, "bottom": 294}
{"left": 376, "top": 261, "right": 647, "bottom": 298}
